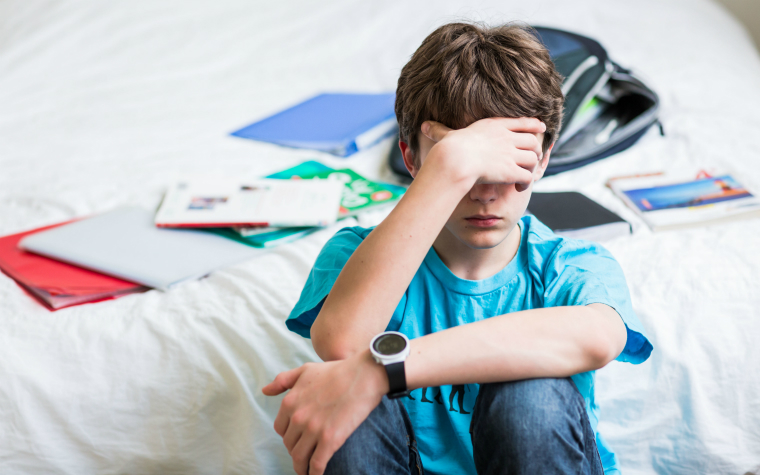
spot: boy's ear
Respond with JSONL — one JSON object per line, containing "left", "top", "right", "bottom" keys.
{"left": 399, "top": 141, "right": 420, "bottom": 178}
{"left": 533, "top": 142, "right": 554, "bottom": 181}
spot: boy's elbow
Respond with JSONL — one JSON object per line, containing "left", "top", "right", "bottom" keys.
{"left": 586, "top": 335, "right": 623, "bottom": 369}
{"left": 311, "top": 326, "right": 359, "bottom": 361}
{"left": 584, "top": 304, "right": 628, "bottom": 369}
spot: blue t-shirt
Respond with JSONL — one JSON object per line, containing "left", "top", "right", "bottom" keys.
{"left": 287, "top": 215, "right": 653, "bottom": 475}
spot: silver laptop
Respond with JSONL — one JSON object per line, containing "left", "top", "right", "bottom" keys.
{"left": 19, "top": 207, "right": 263, "bottom": 290}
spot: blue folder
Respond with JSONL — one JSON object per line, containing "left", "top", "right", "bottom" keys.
{"left": 231, "top": 93, "right": 397, "bottom": 157}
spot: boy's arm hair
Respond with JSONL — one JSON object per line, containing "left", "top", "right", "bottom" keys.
{"left": 311, "top": 118, "right": 544, "bottom": 361}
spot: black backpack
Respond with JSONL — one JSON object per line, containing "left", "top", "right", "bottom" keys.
{"left": 388, "top": 26, "right": 660, "bottom": 179}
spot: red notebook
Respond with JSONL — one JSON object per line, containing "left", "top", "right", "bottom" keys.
{"left": 0, "top": 222, "right": 147, "bottom": 310}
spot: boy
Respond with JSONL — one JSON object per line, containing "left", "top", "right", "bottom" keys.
{"left": 263, "top": 22, "right": 652, "bottom": 475}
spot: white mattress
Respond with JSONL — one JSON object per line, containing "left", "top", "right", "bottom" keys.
{"left": 1, "top": 0, "right": 759, "bottom": 473}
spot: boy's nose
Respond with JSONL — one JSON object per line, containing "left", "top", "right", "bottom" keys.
{"left": 469, "top": 184, "right": 499, "bottom": 204}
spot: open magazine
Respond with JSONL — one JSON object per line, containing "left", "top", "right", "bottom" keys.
{"left": 607, "top": 168, "right": 760, "bottom": 231}
{"left": 155, "top": 178, "right": 344, "bottom": 228}
{"left": 231, "top": 161, "right": 405, "bottom": 239}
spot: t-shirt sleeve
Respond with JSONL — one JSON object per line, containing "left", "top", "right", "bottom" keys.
{"left": 285, "top": 227, "right": 364, "bottom": 338}
{"left": 285, "top": 226, "right": 408, "bottom": 339}
{"left": 542, "top": 240, "right": 653, "bottom": 364}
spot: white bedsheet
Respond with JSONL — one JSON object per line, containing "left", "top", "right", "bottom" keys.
{"left": 1, "top": 0, "right": 759, "bottom": 473}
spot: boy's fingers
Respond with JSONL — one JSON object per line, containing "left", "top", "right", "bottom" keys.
{"left": 512, "top": 132, "right": 543, "bottom": 160}
{"left": 290, "top": 431, "right": 318, "bottom": 475}
{"left": 262, "top": 366, "right": 305, "bottom": 396}
{"left": 511, "top": 164, "right": 535, "bottom": 187}
{"left": 309, "top": 438, "right": 343, "bottom": 475}
{"left": 273, "top": 408, "right": 289, "bottom": 437}
{"left": 421, "top": 121, "right": 452, "bottom": 143}
{"left": 512, "top": 149, "right": 542, "bottom": 170}
{"left": 497, "top": 117, "right": 546, "bottom": 134}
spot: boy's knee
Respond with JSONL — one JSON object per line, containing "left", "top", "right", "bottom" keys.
{"left": 325, "top": 397, "right": 411, "bottom": 475}
{"left": 471, "top": 379, "right": 601, "bottom": 474}
{"left": 472, "top": 378, "right": 584, "bottom": 441}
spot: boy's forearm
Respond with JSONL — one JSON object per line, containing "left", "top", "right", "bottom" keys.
{"left": 311, "top": 150, "right": 471, "bottom": 361}
{"left": 403, "top": 303, "right": 627, "bottom": 389}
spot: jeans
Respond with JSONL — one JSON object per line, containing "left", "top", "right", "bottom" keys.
{"left": 324, "top": 378, "right": 604, "bottom": 475}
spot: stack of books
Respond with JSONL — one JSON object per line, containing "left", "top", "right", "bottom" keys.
{"left": 0, "top": 162, "right": 405, "bottom": 310}
{"left": 607, "top": 168, "right": 760, "bottom": 231}
{"left": 203, "top": 161, "right": 406, "bottom": 248}
{"left": 0, "top": 91, "right": 405, "bottom": 310}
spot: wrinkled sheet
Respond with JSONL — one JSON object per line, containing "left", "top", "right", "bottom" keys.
{"left": 1, "top": 0, "right": 759, "bottom": 473}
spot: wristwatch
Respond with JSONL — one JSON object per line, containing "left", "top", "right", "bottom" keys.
{"left": 369, "top": 331, "right": 410, "bottom": 399}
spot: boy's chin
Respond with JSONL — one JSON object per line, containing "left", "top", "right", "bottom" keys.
{"left": 458, "top": 229, "right": 510, "bottom": 250}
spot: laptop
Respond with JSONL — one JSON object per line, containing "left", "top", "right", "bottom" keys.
{"left": 19, "top": 207, "right": 263, "bottom": 290}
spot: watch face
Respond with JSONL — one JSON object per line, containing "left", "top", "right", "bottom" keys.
{"left": 373, "top": 333, "right": 407, "bottom": 356}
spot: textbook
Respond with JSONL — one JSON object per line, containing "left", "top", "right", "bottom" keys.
{"left": 210, "top": 227, "right": 317, "bottom": 249}
{"left": 19, "top": 207, "right": 263, "bottom": 290}
{"left": 154, "top": 178, "right": 344, "bottom": 228}
{"left": 230, "top": 161, "right": 406, "bottom": 245}
{"left": 607, "top": 168, "right": 760, "bottom": 231}
{"left": 0, "top": 222, "right": 147, "bottom": 310}
{"left": 230, "top": 93, "right": 398, "bottom": 157}
{"left": 527, "top": 192, "right": 631, "bottom": 241}
{"left": 266, "top": 160, "right": 406, "bottom": 217}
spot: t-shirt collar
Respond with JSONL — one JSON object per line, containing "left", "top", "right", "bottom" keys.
{"left": 423, "top": 219, "right": 527, "bottom": 295}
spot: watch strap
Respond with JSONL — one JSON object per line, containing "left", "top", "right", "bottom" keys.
{"left": 385, "top": 361, "right": 408, "bottom": 399}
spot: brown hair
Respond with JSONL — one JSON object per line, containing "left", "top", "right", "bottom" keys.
{"left": 395, "top": 22, "right": 564, "bottom": 164}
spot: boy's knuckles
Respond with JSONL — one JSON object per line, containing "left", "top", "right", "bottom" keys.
{"left": 281, "top": 394, "right": 296, "bottom": 410}
{"left": 291, "top": 411, "right": 308, "bottom": 427}
{"left": 307, "top": 419, "right": 322, "bottom": 434}
{"left": 319, "top": 427, "right": 336, "bottom": 444}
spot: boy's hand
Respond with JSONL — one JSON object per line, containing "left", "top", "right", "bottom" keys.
{"left": 421, "top": 117, "right": 545, "bottom": 192}
{"left": 262, "top": 351, "right": 388, "bottom": 475}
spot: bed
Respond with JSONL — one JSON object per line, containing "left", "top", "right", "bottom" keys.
{"left": 1, "top": 0, "right": 759, "bottom": 473}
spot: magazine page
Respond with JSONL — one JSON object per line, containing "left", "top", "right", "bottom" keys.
{"left": 155, "top": 178, "right": 344, "bottom": 228}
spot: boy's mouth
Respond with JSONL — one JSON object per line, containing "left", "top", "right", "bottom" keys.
{"left": 465, "top": 215, "right": 501, "bottom": 228}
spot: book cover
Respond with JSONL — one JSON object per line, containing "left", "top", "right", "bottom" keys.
{"left": 210, "top": 227, "right": 317, "bottom": 249}
{"left": 608, "top": 169, "right": 760, "bottom": 231}
{"left": 231, "top": 93, "right": 397, "bottom": 157}
{"left": 527, "top": 191, "right": 631, "bottom": 241}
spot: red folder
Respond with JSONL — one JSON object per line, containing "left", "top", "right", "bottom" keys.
{"left": 0, "top": 222, "right": 147, "bottom": 310}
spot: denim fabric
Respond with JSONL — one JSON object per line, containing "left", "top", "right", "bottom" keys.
{"left": 470, "top": 378, "right": 604, "bottom": 475}
{"left": 325, "top": 396, "right": 422, "bottom": 475}
{"left": 325, "top": 378, "right": 603, "bottom": 475}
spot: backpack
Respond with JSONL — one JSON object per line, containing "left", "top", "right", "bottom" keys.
{"left": 388, "top": 26, "right": 661, "bottom": 179}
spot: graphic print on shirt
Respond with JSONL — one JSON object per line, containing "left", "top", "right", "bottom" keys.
{"left": 409, "top": 385, "right": 475, "bottom": 414}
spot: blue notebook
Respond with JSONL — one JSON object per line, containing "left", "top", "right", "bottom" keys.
{"left": 231, "top": 93, "right": 397, "bottom": 157}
